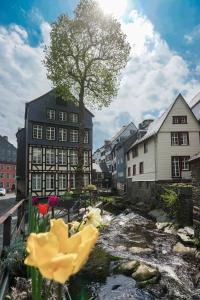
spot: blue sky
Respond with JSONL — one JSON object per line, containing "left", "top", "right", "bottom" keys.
{"left": 0, "top": 0, "right": 200, "bottom": 149}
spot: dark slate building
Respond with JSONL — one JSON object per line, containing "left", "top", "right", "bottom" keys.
{"left": 0, "top": 135, "right": 17, "bottom": 192}
{"left": 16, "top": 90, "right": 93, "bottom": 198}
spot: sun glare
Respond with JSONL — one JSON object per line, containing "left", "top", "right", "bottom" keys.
{"left": 97, "top": 0, "right": 127, "bottom": 18}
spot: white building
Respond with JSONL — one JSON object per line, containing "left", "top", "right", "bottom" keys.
{"left": 126, "top": 94, "right": 200, "bottom": 203}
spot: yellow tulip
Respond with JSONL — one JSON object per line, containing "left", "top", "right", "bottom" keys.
{"left": 25, "top": 219, "right": 98, "bottom": 284}
{"left": 83, "top": 206, "right": 102, "bottom": 228}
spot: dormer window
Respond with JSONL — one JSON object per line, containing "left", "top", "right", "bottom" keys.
{"left": 47, "top": 109, "right": 55, "bottom": 120}
{"left": 70, "top": 113, "right": 78, "bottom": 123}
{"left": 59, "top": 111, "right": 67, "bottom": 121}
{"left": 172, "top": 116, "right": 187, "bottom": 124}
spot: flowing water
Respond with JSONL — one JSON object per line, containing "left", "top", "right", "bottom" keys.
{"left": 68, "top": 209, "right": 200, "bottom": 300}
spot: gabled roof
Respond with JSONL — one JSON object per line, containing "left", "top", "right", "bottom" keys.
{"left": 190, "top": 91, "right": 200, "bottom": 108}
{"left": 111, "top": 122, "right": 137, "bottom": 143}
{"left": 129, "top": 93, "right": 197, "bottom": 151}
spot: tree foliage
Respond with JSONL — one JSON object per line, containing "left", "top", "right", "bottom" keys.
{"left": 43, "top": 0, "right": 130, "bottom": 108}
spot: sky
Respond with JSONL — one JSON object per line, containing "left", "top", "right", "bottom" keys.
{"left": 0, "top": 0, "right": 200, "bottom": 150}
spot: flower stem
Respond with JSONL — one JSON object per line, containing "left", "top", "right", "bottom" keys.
{"left": 57, "top": 283, "right": 62, "bottom": 300}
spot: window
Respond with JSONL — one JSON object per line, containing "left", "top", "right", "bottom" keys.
{"left": 7, "top": 174, "right": 9, "bottom": 179}
{"left": 133, "top": 164, "right": 136, "bottom": 176}
{"left": 128, "top": 167, "right": 131, "bottom": 176}
{"left": 127, "top": 152, "right": 130, "bottom": 161}
{"left": 32, "top": 174, "right": 42, "bottom": 191}
{"left": 59, "top": 174, "right": 67, "bottom": 189}
{"left": 46, "top": 149, "right": 55, "bottom": 165}
{"left": 12, "top": 165, "right": 15, "bottom": 170}
{"left": 172, "top": 156, "right": 190, "bottom": 178}
{"left": 132, "top": 146, "right": 138, "bottom": 158}
{"left": 70, "top": 150, "right": 78, "bottom": 165}
{"left": 12, "top": 174, "right": 15, "bottom": 178}
{"left": 46, "top": 127, "right": 55, "bottom": 140}
{"left": 171, "top": 132, "right": 189, "bottom": 146}
{"left": 33, "top": 125, "right": 43, "bottom": 139}
{"left": 7, "top": 165, "right": 9, "bottom": 170}
{"left": 172, "top": 116, "right": 187, "bottom": 124}
{"left": 6, "top": 183, "right": 10, "bottom": 188}
{"left": 58, "top": 150, "right": 67, "bottom": 165}
{"left": 59, "top": 111, "right": 67, "bottom": 121}
{"left": 59, "top": 128, "right": 67, "bottom": 141}
{"left": 84, "top": 151, "right": 89, "bottom": 165}
{"left": 69, "top": 113, "right": 78, "bottom": 123}
{"left": 0, "top": 165, "right": 3, "bottom": 170}
{"left": 47, "top": 109, "right": 55, "bottom": 120}
{"left": 83, "top": 174, "right": 89, "bottom": 187}
{"left": 46, "top": 174, "right": 54, "bottom": 190}
{"left": 144, "top": 142, "right": 148, "bottom": 153}
{"left": 0, "top": 173, "right": 3, "bottom": 178}
{"left": 139, "top": 162, "right": 144, "bottom": 174}
{"left": 84, "top": 131, "right": 89, "bottom": 143}
{"left": 32, "top": 148, "right": 42, "bottom": 164}
{"left": 70, "top": 130, "right": 78, "bottom": 142}
{"left": 70, "top": 173, "right": 76, "bottom": 189}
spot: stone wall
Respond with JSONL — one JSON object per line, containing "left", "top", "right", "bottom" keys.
{"left": 126, "top": 180, "right": 193, "bottom": 226}
{"left": 190, "top": 159, "right": 200, "bottom": 239}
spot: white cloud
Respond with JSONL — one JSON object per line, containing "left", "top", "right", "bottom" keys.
{"left": 93, "top": 10, "right": 200, "bottom": 142}
{"left": 0, "top": 9, "right": 200, "bottom": 149}
{"left": 0, "top": 22, "right": 51, "bottom": 146}
{"left": 184, "top": 24, "right": 200, "bottom": 44}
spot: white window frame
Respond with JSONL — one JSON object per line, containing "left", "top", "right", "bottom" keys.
{"left": 33, "top": 125, "right": 43, "bottom": 139}
{"left": 32, "top": 148, "right": 42, "bottom": 164}
{"left": 46, "top": 174, "right": 54, "bottom": 190}
{"left": 172, "top": 157, "right": 181, "bottom": 177}
{"left": 83, "top": 173, "right": 89, "bottom": 187}
{"left": 59, "top": 111, "right": 67, "bottom": 121}
{"left": 47, "top": 109, "right": 55, "bottom": 120}
{"left": 46, "top": 149, "right": 55, "bottom": 165}
{"left": 70, "top": 113, "right": 78, "bottom": 123}
{"left": 70, "top": 149, "right": 78, "bottom": 165}
{"left": 171, "top": 132, "right": 179, "bottom": 145}
{"left": 84, "top": 131, "right": 89, "bottom": 143}
{"left": 32, "top": 174, "right": 42, "bottom": 191}
{"left": 70, "top": 173, "right": 76, "bottom": 189}
{"left": 46, "top": 127, "right": 55, "bottom": 140}
{"left": 59, "top": 174, "right": 67, "bottom": 190}
{"left": 180, "top": 132, "right": 188, "bottom": 145}
{"left": 84, "top": 151, "right": 89, "bottom": 166}
{"left": 58, "top": 150, "right": 67, "bottom": 165}
{"left": 181, "top": 157, "right": 189, "bottom": 171}
{"left": 70, "top": 130, "right": 78, "bottom": 142}
{"left": 59, "top": 128, "right": 67, "bottom": 141}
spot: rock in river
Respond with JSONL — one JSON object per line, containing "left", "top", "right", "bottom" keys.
{"left": 129, "top": 246, "right": 153, "bottom": 254}
{"left": 118, "top": 260, "right": 140, "bottom": 275}
{"left": 132, "top": 262, "right": 160, "bottom": 282}
{"left": 173, "top": 242, "right": 195, "bottom": 254}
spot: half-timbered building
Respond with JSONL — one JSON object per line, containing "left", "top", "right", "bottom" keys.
{"left": 16, "top": 90, "right": 93, "bottom": 198}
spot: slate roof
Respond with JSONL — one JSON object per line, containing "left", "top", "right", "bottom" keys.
{"left": 189, "top": 152, "right": 200, "bottom": 162}
{"left": 190, "top": 91, "right": 200, "bottom": 108}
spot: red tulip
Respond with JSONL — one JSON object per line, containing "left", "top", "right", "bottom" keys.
{"left": 38, "top": 203, "right": 49, "bottom": 215}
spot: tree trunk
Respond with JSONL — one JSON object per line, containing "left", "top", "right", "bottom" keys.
{"left": 76, "top": 84, "right": 85, "bottom": 192}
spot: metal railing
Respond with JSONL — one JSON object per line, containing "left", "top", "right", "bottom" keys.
{"left": 0, "top": 199, "right": 26, "bottom": 300}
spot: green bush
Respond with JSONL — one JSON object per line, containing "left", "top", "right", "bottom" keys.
{"left": 161, "top": 187, "right": 179, "bottom": 217}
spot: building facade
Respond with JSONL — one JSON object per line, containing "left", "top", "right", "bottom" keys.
{"left": 93, "top": 122, "right": 137, "bottom": 188}
{"left": 126, "top": 94, "right": 200, "bottom": 204}
{"left": 0, "top": 135, "right": 16, "bottom": 192}
{"left": 16, "top": 90, "right": 93, "bottom": 198}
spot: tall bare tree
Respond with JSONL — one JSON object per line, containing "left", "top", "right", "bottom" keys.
{"left": 44, "top": 0, "right": 130, "bottom": 191}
